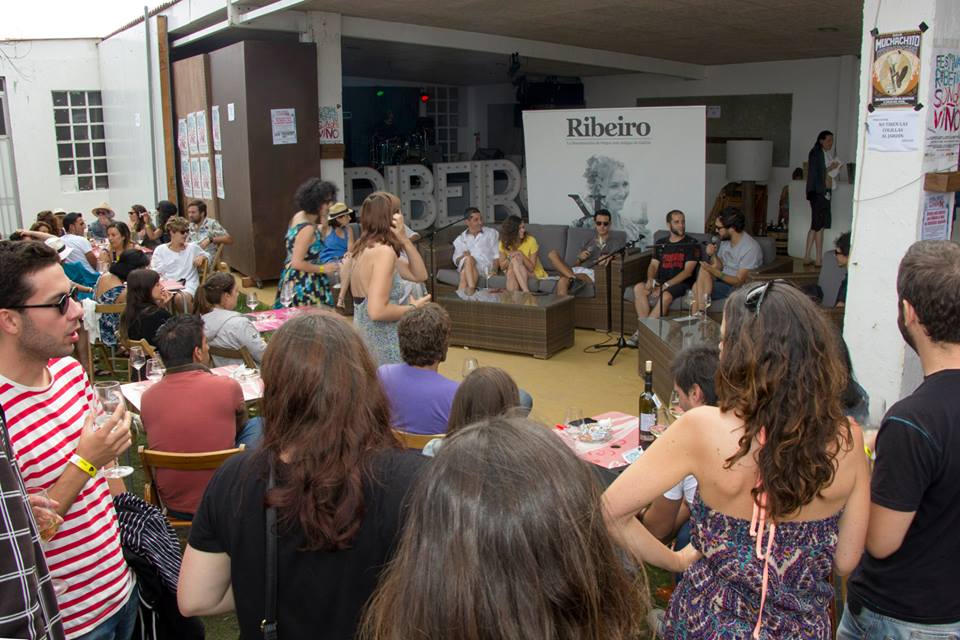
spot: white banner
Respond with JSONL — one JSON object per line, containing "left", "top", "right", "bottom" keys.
{"left": 523, "top": 106, "right": 706, "bottom": 248}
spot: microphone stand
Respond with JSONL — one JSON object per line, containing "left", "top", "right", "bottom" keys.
{"left": 587, "top": 237, "right": 642, "bottom": 366}
{"left": 420, "top": 215, "right": 470, "bottom": 292}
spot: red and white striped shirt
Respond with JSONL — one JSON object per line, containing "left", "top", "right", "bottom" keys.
{"left": 0, "top": 358, "right": 133, "bottom": 639}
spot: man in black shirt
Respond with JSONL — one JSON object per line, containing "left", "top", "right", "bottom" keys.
{"left": 839, "top": 240, "right": 960, "bottom": 638}
{"left": 627, "top": 210, "right": 699, "bottom": 345}
{"left": 546, "top": 209, "right": 623, "bottom": 296}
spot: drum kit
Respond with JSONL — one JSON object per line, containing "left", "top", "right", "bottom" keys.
{"left": 371, "top": 131, "right": 429, "bottom": 169}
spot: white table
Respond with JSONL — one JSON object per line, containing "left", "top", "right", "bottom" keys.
{"left": 120, "top": 365, "right": 263, "bottom": 412}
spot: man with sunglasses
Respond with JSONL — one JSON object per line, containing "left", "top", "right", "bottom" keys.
{"left": 547, "top": 209, "right": 624, "bottom": 296}
{"left": 692, "top": 207, "right": 763, "bottom": 312}
{"left": 0, "top": 240, "right": 136, "bottom": 640}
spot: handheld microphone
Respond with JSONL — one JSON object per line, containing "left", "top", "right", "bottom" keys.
{"left": 710, "top": 234, "right": 720, "bottom": 246}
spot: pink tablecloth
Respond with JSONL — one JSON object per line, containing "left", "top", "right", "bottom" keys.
{"left": 553, "top": 411, "right": 643, "bottom": 469}
{"left": 247, "top": 305, "right": 323, "bottom": 333}
{"left": 120, "top": 365, "right": 263, "bottom": 412}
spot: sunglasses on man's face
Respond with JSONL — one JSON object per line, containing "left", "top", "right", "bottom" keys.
{"left": 596, "top": 220, "right": 610, "bottom": 227}
{"left": 8, "top": 286, "right": 78, "bottom": 316}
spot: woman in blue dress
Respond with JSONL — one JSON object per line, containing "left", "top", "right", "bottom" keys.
{"left": 274, "top": 179, "right": 342, "bottom": 308}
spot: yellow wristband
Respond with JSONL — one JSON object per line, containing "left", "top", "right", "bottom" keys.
{"left": 318, "top": 264, "right": 324, "bottom": 274}
{"left": 69, "top": 453, "right": 97, "bottom": 478}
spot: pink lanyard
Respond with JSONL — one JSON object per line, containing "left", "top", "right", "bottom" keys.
{"left": 748, "top": 427, "right": 776, "bottom": 640}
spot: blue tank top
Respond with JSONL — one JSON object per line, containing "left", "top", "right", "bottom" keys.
{"left": 319, "top": 229, "right": 349, "bottom": 263}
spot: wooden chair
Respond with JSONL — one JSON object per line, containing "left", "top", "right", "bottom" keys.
{"left": 208, "top": 344, "right": 257, "bottom": 369}
{"left": 138, "top": 444, "right": 245, "bottom": 527}
{"left": 199, "top": 244, "right": 224, "bottom": 285}
{"left": 393, "top": 429, "right": 440, "bottom": 450}
{"left": 87, "top": 302, "right": 126, "bottom": 381}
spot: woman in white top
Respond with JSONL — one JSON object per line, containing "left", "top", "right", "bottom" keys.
{"left": 193, "top": 272, "right": 267, "bottom": 367}
{"left": 149, "top": 216, "right": 206, "bottom": 296}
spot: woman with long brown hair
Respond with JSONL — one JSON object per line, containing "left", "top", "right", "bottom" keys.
{"left": 498, "top": 214, "right": 548, "bottom": 293}
{"left": 178, "top": 311, "right": 426, "bottom": 639}
{"left": 603, "top": 281, "right": 870, "bottom": 639}
{"left": 362, "top": 416, "right": 646, "bottom": 640}
{"left": 348, "top": 191, "right": 429, "bottom": 364}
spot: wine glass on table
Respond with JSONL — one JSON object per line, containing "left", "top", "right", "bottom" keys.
{"left": 128, "top": 346, "right": 145, "bottom": 382}
{"left": 92, "top": 381, "right": 133, "bottom": 479}
{"left": 280, "top": 281, "right": 294, "bottom": 309}
{"left": 563, "top": 407, "right": 585, "bottom": 438}
{"left": 461, "top": 357, "right": 479, "bottom": 379}
{"left": 26, "top": 487, "right": 68, "bottom": 596}
{"left": 246, "top": 291, "right": 259, "bottom": 313}
{"left": 683, "top": 289, "right": 696, "bottom": 319}
{"left": 145, "top": 357, "right": 164, "bottom": 383}
{"left": 700, "top": 293, "right": 712, "bottom": 320}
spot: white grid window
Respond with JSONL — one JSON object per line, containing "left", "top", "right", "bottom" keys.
{"left": 52, "top": 90, "right": 108, "bottom": 191}
{"left": 425, "top": 86, "right": 459, "bottom": 162}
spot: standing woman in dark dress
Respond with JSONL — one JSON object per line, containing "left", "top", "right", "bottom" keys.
{"left": 804, "top": 130, "right": 841, "bottom": 266}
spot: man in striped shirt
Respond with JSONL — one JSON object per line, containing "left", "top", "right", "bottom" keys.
{"left": 0, "top": 240, "right": 136, "bottom": 639}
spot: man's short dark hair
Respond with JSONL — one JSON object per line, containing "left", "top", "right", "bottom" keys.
{"left": 465, "top": 207, "right": 481, "bottom": 217}
{"left": 294, "top": 178, "right": 338, "bottom": 214}
{"left": 156, "top": 200, "right": 178, "bottom": 217}
{"left": 897, "top": 240, "right": 960, "bottom": 344}
{"left": 717, "top": 207, "right": 745, "bottom": 233}
{"left": 63, "top": 212, "right": 83, "bottom": 231}
{"left": 0, "top": 240, "right": 61, "bottom": 309}
{"left": 666, "top": 209, "right": 685, "bottom": 224}
{"left": 594, "top": 209, "right": 612, "bottom": 221}
{"left": 155, "top": 314, "right": 204, "bottom": 368}
{"left": 398, "top": 303, "right": 451, "bottom": 367}
{"left": 670, "top": 344, "right": 720, "bottom": 406}
{"left": 187, "top": 199, "right": 207, "bottom": 215}
{"left": 835, "top": 232, "right": 851, "bottom": 257}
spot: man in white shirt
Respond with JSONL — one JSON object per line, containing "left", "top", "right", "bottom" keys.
{"left": 452, "top": 207, "right": 499, "bottom": 290}
{"left": 59, "top": 212, "right": 99, "bottom": 276}
{"left": 150, "top": 216, "right": 206, "bottom": 296}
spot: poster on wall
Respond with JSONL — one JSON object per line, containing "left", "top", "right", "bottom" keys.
{"left": 925, "top": 49, "right": 960, "bottom": 160}
{"left": 866, "top": 110, "right": 921, "bottom": 151}
{"left": 214, "top": 154, "right": 225, "bottom": 199}
{"left": 187, "top": 113, "right": 198, "bottom": 155}
{"left": 190, "top": 158, "right": 202, "bottom": 196}
{"left": 921, "top": 192, "right": 952, "bottom": 240}
{"left": 271, "top": 108, "right": 297, "bottom": 145}
{"left": 870, "top": 30, "right": 922, "bottom": 109}
{"left": 319, "top": 106, "right": 342, "bottom": 144}
{"left": 197, "top": 110, "right": 209, "bottom": 155}
{"left": 200, "top": 160, "right": 213, "bottom": 199}
{"left": 181, "top": 157, "right": 193, "bottom": 198}
{"left": 212, "top": 106, "right": 222, "bottom": 152}
{"left": 522, "top": 106, "right": 707, "bottom": 247}
{"left": 178, "top": 119, "right": 188, "bottom": 155}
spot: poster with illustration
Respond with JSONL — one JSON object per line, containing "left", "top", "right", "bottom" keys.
{"left": 212, "top": 105, "right": 222, "bottom": 152}
{"left": 181, "top": 157, "right": 193, "bottom": 198}
{"left": 870, "top": 30, "right": 922, "bottom": 109}
{"left": 197, "top": 110, "right": 209, "bottom": 154}
{"left": 187, "top": 112, "right": 198, "bottom": 155}
{"left": 191, "top": 157, "right": 202, "bottom": 196}
{"left": 215, "top": 154, "right": 225, "bottom": 198}
{"left": 925, "top": 48, "right": 960, "bottom": 161}
{"left": 178, "top": 119, "right": 188, "bottom": 155}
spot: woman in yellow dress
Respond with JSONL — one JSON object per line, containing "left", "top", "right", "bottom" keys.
{"left": 497, "top": 215, "right": 548, "bottom": 293}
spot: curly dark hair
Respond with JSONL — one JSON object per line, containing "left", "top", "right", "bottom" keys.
{"left": 499, "top": 214, "right": 524, "bottom": 252}
{"left": 294, "top": 178, "right": 338, "bottom": 214}
{"left": 718, "top": 281, "right": 852, "bottom": 521}
{"left": 897, "top": 240, "right": 960, "bottom": 344}
{"left": 397, "top": 303, "right": 450, "bottom": 367}
{"left": 717, "top": 207, "right": 745, "bottom": 233}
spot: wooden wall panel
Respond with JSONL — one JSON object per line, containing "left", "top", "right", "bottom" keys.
{"left": 171, "top": 54, "right": 218, "bottom": 221}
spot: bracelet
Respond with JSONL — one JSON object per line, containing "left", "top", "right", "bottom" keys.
{"left": 69, "top": 453, "right": 98, "bottom": 478}
{"left": 318, "top": 264, "right": 325, "bottom": 274}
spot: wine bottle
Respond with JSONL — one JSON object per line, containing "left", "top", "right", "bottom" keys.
{"left": 638, "top": 360, "right": 660, "bottom": 450}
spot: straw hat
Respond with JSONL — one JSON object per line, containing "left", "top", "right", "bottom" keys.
{"left": 329, "top": 202, "right": 354, "bottom": 219}
{"left": 92, "top": 202, "right": 114, "bottom": 217}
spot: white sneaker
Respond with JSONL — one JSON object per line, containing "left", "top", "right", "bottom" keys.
{"left": 626, "top": 330, "right": 640, "bottom": 347}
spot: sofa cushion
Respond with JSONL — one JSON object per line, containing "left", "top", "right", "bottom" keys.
{"left": 756, "top": 236, "right": 776, "bottom": 267}
{"left": 436, "top": 268, "right": 461, "bottom": 287}
{"left": 524, "top": 224, "right": 566, "bottom": 262}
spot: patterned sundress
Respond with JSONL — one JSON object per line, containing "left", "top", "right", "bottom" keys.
{"left": 96, "top": 279, "right": 125, "bottom": 348}
{"left": 660, "top": 490, "right": 841, "bottom": 639}
{"left": 274, "top": 223, "right": 330, "bottom": 308}
{"left": 353, "top": 271, "right": 405, "bottom": 365}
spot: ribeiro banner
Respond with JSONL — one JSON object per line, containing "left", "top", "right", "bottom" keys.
{"left": 523, "top": 106, "right": 706, "bottom": 248}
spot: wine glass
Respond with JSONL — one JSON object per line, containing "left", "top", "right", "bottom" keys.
{"left": 564, "top": 407, "right": 585, "bottom": 436}
{"left": 461, "top": 357, "right": 479, "bottom": 379}
{"left": 700, "top": 293, "right": 712, "bottom": 319}
{"left": 145, "top": 358, "right": 164, "bottom": 383}
{"left": 684, "top": 289, "right": 696, "bottom": 318}
{"left": 128, "top": 346, "right": 145, "bottom": 382}
{"left": 26, "top": 487, "right": 68, "bottom": 596}
{"left": 246, "top": 291, "right": 259, "bottom": 313}
{"left": 93, "top": 381, "right": 134, "bottom": 479}
{"left": 280, "top": 281, "right": 294, "bottom": 309}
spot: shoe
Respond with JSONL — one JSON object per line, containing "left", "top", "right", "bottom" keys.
{"left": 569, "top": 277, "right": 587, "bottom": 296}
{"left": 626, "top": 330, "right": 640, "bottom": 347}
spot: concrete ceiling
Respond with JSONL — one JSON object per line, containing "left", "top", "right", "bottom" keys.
{"left": 247, "top": 0, "right": 863, "bottom": 66}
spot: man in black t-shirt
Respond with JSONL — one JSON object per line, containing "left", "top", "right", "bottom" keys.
{"left": 627, "top": 210, "right": 699, "bottom": 345}
{"left": 838, "top": 240, "right": 960, "bottom": 638}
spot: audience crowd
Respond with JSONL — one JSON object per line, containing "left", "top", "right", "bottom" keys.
{"left": 1, "top": 193, "right": 957, "bottom": 640}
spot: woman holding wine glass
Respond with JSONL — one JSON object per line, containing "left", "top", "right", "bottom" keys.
{"left": 194, "top": 272, "right": 267, "bottom": 367}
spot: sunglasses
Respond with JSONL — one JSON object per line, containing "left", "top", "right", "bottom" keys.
{"left": 8, "top": 286, "right": 78, "bottom": 315}
{"left": 595, "top": 220, "right": 610, "bottom": 227}
{"left": 743, "top": 280, "right": 786, "bottom": 316}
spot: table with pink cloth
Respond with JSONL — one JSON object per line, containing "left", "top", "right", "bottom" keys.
{"left": 553, "top": 410, "right": 643, "bottom": 470}
{"left": 120, "top": 364, "right": 263, "bottom": 412}
{"left": 246, "top": 305, "right": 323, "bottom": 333}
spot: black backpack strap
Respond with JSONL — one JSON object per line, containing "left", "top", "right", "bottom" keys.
{"left": 261, "top": 461, "right": 278, "bottom": 640}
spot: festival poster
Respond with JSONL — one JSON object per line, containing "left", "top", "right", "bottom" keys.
{"left": 211, "top": 105, "right": 222, "bottom": 152}
{"left": 181, "top": 157, "right": 193, "bottom": 198}
{"left": 187, "top": 112, "right": 198, "bottom": 155}
{"left": 921, "top": 192, "right": 952, "bottom": 240}
{"left": 215, "top": 154, "right": 225, "bottom": 199}
{"left": 319, "top": 105, "right": 342, "bottom": 144}
{"left": 197, "top": 109, "right": 209, "bottom": 155}
{"left": 271, "top": 108, "right": 297, "bottom": 145}
{"left": 177, "top": 118, "right": 188, "bottom": 155}
{"left": 200, "top": 159, "right": 212, "bottom": 199}
{"left": 925, "top": 49, "right": 960, "bottom": 160}
{"left": 870, "top": 30, "right": 922, "bottom": 109}
{"left": 190, "top": 157, "right": 202, "bottom": 196}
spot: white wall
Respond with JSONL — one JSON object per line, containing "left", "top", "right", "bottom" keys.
{"left": 98, "top": 16, "right": 168, "bottom": 213}
{"left": 0, "top": 39, "right": 108, "bottom": 224}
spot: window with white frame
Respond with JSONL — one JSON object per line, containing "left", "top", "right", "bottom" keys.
{"left": 425, "top": 86, "right": 460, "bottom": 161}
{"left": 52, "top": 90, "right": 108, "bottom": 191}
